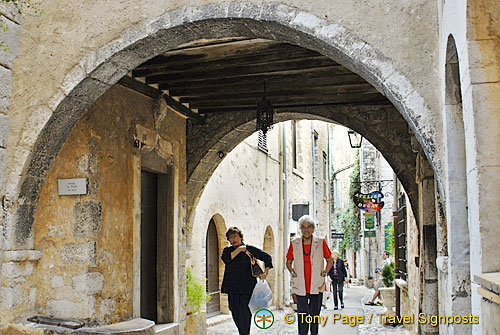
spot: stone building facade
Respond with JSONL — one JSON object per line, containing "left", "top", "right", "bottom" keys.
{"left": 190, "top": 119, "right": 331, "bottom": 325}
{"left": 0, "top": 0, "right": 498, "bottom": 334}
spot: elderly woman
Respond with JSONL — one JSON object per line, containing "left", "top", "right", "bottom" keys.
{"left": 221, "top": 227, "right": 273, "bottom": 335}
{"left": 328, "top": 250, "right": 348, "bottom": 310}
{"left": 286, "top": 215, "right": 333, "bottom": 335}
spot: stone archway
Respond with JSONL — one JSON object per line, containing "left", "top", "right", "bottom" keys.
{"left": 8, "top": 2, "right": 437, "bottom": 254}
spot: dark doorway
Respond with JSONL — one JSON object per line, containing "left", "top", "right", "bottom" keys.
{"left": 141, "top": 170, "right": 158, "bottom": 322}
{"left": 206, "top": 219, "right": 220, "bottom": 316}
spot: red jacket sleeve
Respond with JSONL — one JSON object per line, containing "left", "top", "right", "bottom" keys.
{"left": 322, "top": 239, "right": 332, "bottom": 259}
{"left": 286, "top": 242, "right": 294, "bottom": 260}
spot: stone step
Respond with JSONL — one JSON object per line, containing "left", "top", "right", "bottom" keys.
{"left": 155, "top": 323, "right": 179, "bottom": 335}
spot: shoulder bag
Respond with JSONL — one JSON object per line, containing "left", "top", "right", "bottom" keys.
{"left": 245, "top": 250, "right": 264, "bottom": 277}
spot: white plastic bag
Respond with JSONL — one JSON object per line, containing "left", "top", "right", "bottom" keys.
{"left": 248, "top": 279, "right": 273, "bottom": 313}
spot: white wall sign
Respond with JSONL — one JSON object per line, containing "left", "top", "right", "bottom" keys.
{"left": 58, "top": 178, "right": 88, "bottom": 195}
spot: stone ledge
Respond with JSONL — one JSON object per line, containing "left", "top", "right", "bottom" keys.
{"left": 395, "top": 278, "right": 408, "bottom": 291}
{"left": 28, "top": 318, "right": 155, "bottom": 334}
{"left": 475, "top": 272, "right": 500, "bottom": 296}
{"left": 3, "top": 250, "right": 42, "bottom": 262}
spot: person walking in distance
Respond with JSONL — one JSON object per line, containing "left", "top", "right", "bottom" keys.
{"left": 286, "top": 215, "right": 333, "bottom": 335}
{"left": 221, "top": 227, "right": 273, "bottom": 335}
{"left": 328, "top": 250, "right": 347, "bottom": 310}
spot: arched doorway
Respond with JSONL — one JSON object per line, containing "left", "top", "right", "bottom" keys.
{"left": 262, "top": 226, "right": 276, "bottom": 306}
{"left": 205, "top": 219, "right": 220, "bottom": 316}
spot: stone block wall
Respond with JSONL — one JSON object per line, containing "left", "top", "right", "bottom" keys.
{"left": 0, "top": 1, "right": 21, "bottom": 246}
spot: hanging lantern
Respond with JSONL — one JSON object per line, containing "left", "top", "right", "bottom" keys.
{"left": 348, "top": 129, "right": 363, "bottom": 148}
{"left": 256, "top": 83, "right": 274, "bottom": 134}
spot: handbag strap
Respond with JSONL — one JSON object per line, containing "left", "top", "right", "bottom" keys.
{"left": 244, "top": 250, "right": 256, "bottom": 265}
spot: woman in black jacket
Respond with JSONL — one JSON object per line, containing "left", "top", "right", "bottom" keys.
{"left": 221, "top": 227, "right": 273, "bottom": 335}
{"left": 328, "top": 250, "right": 347, "bottom": 310}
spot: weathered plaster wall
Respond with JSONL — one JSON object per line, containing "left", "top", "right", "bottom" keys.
{"left": 10, "top": 85, "right": 186, "bottom": 325}
{"left": 190, "top": 127, "right": 281, "bottom": 313}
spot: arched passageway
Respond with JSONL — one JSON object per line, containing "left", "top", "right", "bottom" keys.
{"left": 2, "top": 4, "right": 445, "bottom": 328}
{"left": 8, "top": 4, "right": 439, "bottom": 251}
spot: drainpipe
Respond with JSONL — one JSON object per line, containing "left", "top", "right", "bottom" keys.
{"left": 327, "top": 125, "right": 331, "bottom": 243}
{"left": 281, "top": 123, "right": 288, "bottom": 306}
{"left": 311, "top": 121, "right": 316, "bottom": 221}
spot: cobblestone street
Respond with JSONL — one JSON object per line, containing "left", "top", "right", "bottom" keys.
{"left": 208, "top": 285, "right": 409, "bottom": 335}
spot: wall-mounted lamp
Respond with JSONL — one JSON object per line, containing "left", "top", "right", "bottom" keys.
{"left": 348, "top": 129, "right": 363, "bottom": 148}
{"left": 217, "top": 151, "right": 225, "bottom": 159}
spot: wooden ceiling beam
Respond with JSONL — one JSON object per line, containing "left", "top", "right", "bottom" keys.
{"left": 189, "top": 92, "right": 389, "bottom": 109}
{"left": 198, "top": 102, "right": 393, "bottom": 113}
{"left": 144, "top": 58, "right": 342, "bottom": 84}
{"left": 160, "top": 72, "right": 363, "bottom": 91}
{"left": 133, "top": 49, "right": 323, "bottom": 77}
{"left": 117, "top": 76, "right": 205, "bottom": 125}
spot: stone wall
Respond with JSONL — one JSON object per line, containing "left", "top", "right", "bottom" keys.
{"left": 0, "top": 1, "right": 21, "bottom": 247}
{"left": 0, "top": 84, "right": 187, "bottom": 325}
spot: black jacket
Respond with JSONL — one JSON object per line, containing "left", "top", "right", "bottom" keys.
{"left": 328, "top": 258, "right": 347, "bottom": 281}
{"left": 221, "top": 244, "right": 273, "bottom": 294}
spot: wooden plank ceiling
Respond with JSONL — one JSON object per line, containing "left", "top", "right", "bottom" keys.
{"left": 129, "top": 38, "right": 390, "bottom": 115}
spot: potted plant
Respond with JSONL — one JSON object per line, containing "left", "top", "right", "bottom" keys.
{"left": 186, "top": 267, "right": 211, "bottom": 315}
{"left": 379, "top": 262, "right": 396, "bottom": 318}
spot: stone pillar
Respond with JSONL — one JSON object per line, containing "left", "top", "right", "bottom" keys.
{"left": 416, "top": 152, "right": 438, "bottom": 335}
{"left": 0, "top": 2, "right": 21, "bottom": 232}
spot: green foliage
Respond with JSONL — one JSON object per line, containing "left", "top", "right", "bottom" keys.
{"left": 382, "top": 261, "right": 395, "bottom": 287}
{"left": 186, "top": 267, "right": 210, "bottom": 313}
{"left": 336, "top": 151, "right": 361, "bottom": 253}
{"left": 1, "top": 0, "right": 44, "bottom": 52}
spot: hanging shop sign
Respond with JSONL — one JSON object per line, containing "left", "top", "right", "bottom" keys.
{"left": 385, "top": 221, "right": 394, "bottom": 253}
{"left": 353, "top": 191, "right": 384, "bottom": 212}
{"left": 331, "top": 232, "right": 345, "bottom": 239}
{"left": 364, "top": 212, "right": 375, "bottom": 229}
{"left": 364, "top": 230, "right": 376, "bottom": 238}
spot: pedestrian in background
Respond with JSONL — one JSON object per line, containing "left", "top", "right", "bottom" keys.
{"left": 328, "top": 250, "right": 347, "bottom": 310}
{"left": 286, "top": 215, "right": 333, "bottom": 335}
{"left": 221, "top": 227, "right": 273, "bottom": 335}
{"left": 344, "top": 258, "right": 350, "bottom": 288}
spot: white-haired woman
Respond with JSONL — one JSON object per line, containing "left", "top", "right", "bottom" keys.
{"left": 327, "top": 250, "right": 347, "bottom": 310}
{"left": 286, "top": 215, "right": 333, "bottom": 335}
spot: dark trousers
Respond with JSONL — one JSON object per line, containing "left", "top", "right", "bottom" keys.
{"left": 331, "top": 278, "right": 344, "bottom": 307}
{"left": 228, "top": 293, "right": 252, "bottom": 335}
{"left": 296, "top": 293, "right": 323, "bottom": 335}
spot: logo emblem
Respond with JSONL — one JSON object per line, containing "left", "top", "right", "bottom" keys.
{"left": 254, "top": 309, "right": 274, "bottom": 329}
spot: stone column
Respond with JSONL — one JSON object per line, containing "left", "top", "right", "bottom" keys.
{"left": 416, "top": 152, "right": 438, "bottom": 335}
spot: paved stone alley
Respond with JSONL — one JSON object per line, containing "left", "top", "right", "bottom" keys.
{"left": 207, "top": 284, "right": 409, "bottom": 335}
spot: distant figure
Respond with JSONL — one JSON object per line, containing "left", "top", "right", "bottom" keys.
{"left": 344, "top": 258, "right": 350, "bottom": 288}
{"left": 286, "top": 215, "right": 333, "bottom": 335}
{"left": 221, "top": 227, "right": 273, "bottom": 335}
{"left": 365, "top": 251, "right": 391, "bottom": 306}
{"left": 328, "top": 250, "right": 348, "bottom": 310}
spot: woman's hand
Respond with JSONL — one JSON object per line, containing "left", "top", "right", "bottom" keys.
{"left": 291, "top": 270, "right": 297, "bottom": 278}
{"left": 238, "top": 245, "right": 247, "bottom": 253}
{"left": 259, "top": 273, "right": 267, "bottom": 280}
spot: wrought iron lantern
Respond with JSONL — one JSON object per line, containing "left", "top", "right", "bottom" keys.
{"left": 256, "top": 83, "right": 274, "bottom": 134}
{"left": 348, "top": 129, "right": 363, "bottom": 148}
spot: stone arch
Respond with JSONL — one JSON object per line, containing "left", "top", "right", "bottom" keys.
{"left": 262, "top": 225, "right": 276, "bottom": 306}
{"left": 441, "top": 34, "right": 471, "bottom": 333}
{"left": 9, "top": 2, "right": 437, "bottom": 250}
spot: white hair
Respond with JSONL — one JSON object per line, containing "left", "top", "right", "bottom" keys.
{"left": 298, "top": 215, "right": 316, "bottom": 230}
{"left": 332, "top": 249, "right": 339, "bottom": 256}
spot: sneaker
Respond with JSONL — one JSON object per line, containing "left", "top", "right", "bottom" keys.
{"left": 334, "top": 306, "right": 338, "bottom": 310}
{"left": 341, "top": 303, "right": 345, "bottom": 309}
{"left": 365, "top": 301, "right": 376, "bottom": 306}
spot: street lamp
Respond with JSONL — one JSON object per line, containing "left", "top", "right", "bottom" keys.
{"left": 256, "top": 83, "right": 274, "bottom": 134}
{"left": 348, "top": 129, "right": 363, "bottom": 148}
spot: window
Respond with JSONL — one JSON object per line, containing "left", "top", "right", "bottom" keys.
{"left": 257, "top": 130, "right": 268, "bottom": 152}
{"left": 292, "top": 121, "right": 298, "bottom": 169}
{"left": 292, "top": 203, "right": 309, "bottom": 221}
